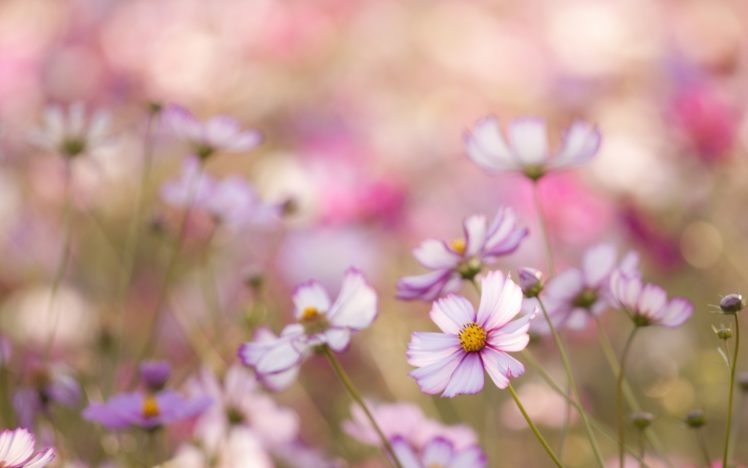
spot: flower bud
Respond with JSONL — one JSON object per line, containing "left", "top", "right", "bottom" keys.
{"left": 685, "top": 409, "right": 706, "bottom": 428}
{"left": 713, "top": 325, "right": 733, "bottom": 340}
{"left": 518, "top": 268, "right": 544, "bottom": 298}
{"left": 738, "top": 372, "right": 748, "bottom": 392}
{"left": 630, "top": 411, "right": 654, "bottom": 430}
{"left": 720, "top": 294, "right": 744, "bottom": 314}
{"left": 140, "top": 361, "right": 171, "bottom": 392}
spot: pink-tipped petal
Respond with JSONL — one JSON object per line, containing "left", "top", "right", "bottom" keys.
{"left": 292, "top": 281, "right": 332, "bottom": 319}
{"left": 430, "top": 296, "right": 475, "bottom": 334}
{"left": 480, "top": 274, "right": 523, "bottom": 331}
{"left": 407, "top": 332, "right": 462, "bottom": 367}
{"left": 463, "top": 215, "right": 487, "bottom": 257}
{"left": 465, "top": 116, "right": 518, "bottom": 172}
{"left": 551, "top": 121, "right": 601, "bottom": 169}
{"left": 410, "top": 350, "right": 465, "bottom": 395}
{"left": 422, "top": 437, "right": 454, "bottom": 466}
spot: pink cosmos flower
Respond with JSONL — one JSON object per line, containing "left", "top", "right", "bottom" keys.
{"left": 343, "top": 401, "right": 477, "bottom": 451}
{"left": 0, "top": 428, "right": 54, "bottom": 467}
{"left": 407, "top": 271, "right": 534, "bottom": 397}
{"left": 530, "top": 244, "right": 639, "bottom": 333}
{"left": 238, "top": 268, "right": 377, "bottom": 388}
{"left": 397, "top": 207, "right": 528, "bottom": 301}
{"left": 29, "top": 103, "right": 110, "bottom": 158}
{"left": 465, "top": 116, "right": 601, "bottom": 180}
{"left": 610, "top": 271, "right": 693, "bottom": 328}
{"left": 161, "top": 105, "right": 262, "bottom": 160}
{"left": 391, "top": 436, "right": 486, "bottom": 468}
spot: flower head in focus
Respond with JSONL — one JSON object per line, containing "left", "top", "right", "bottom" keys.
{"left": 530, "top": 244, "right": 639, "bottom": 334}
{"left": 610, "top": 271, "right": 693, "bottom": 328}
{"left": 391, "top": 436, "right": 486, "bottom": 468}
{"left": 465, "top": 116, "right": 600, "bottom": 181}
{"left": 161, "top": 105, "right": 262, "bottom": 160}
{"left": 397, "top": 207, "right": 528, "bottom": 301}
{"left": 0, "top": 428, "right": 55, "bottom": 467}
{"left": 238, "top": 268, "right": 377, "bottom": 389}
{"left": 29, "top": 103, "right": 110, "bottom": 158}
{"left": 407, "top": 271, "right": 534, "bottom": 397}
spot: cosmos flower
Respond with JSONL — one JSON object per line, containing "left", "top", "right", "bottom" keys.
{"left": 529, "top": 244, "right": 639, "bottom": 334}
{"left": 391, "top": 436, "right": 486, "bottom": 468}
{"left": 13, "top": 365, "right": 81, "bottom": 429}
{"left": 407, "top": 271, "right": 534, "bottom": 397}
{"left": 610, "top": 271, "right": 693, "bottom": 328}
{"left": 0, "top": 428, "right": 55, "bottom": 467}
{"left": 167, "top": 427, "right": 273, "bottom": 468}
{"left": 344, "top": 401, "right": 477, "bottom": 451}
{"left": 161, "top": 104, "right": 262, "bottom": 160}
{"left": 29, "top": 103, "right": 110, "bottom": 158}
{"left": 465, "top": 116, "right": 601, "bottom": 180}
{"left": 238, "top": 268, "right": 377, "bottom": 388}
{"left": 397, "top": 207, "right": 528, "bottom": 301}
{"left": 83, "top": 390, "right": 211, "bottom": 430}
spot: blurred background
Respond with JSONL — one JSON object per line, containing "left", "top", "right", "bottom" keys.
{"left": 1, "top": 0, "right": 748, "bottom": 466}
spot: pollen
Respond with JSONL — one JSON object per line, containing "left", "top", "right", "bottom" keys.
{"left": 142, "top": 396, "right": 160, "bottom": 419}
{"left": 458, "top": 322, "right": 487, "bottom": 352}
{"left": 301, "top": 306, "right": 319, "bottom": 321}
{"left": 449, "top": 238, "right": 466, "bottom": 256}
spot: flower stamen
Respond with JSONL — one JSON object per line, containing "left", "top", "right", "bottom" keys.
{"left": 459, "top": 322, "right": 487, "bottom": 352}
{"left": 142, "top": 396, "right": 160, "bottom": 419}
{"left": 449, "top": 238, "right": 466, "bottom": 256}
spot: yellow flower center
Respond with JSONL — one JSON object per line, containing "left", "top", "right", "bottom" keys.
{"left": 449, "top": 238, "right": 466, "bottom": 256}
{"left": 300, "top": 306, "right": 330, "bottom": 335}
{"left": 458, "top": 322, "right": 487, "bottom": 352}
{"left": 142, "top": 396, "right": 160, "bottom": 419}
{"left": 301, "top": 306, "right": 319, "bottom": 321}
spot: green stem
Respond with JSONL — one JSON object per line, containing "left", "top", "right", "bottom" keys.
{"left": 507, "top": 382, "right": 564, "bottom": 468}
{"left": 532, "top": 180, "right": 554, "bottom": 275}
{"left": 321, "top": 346, "right": 402, "bottom": 468}
{"left": 618, "top": 327, "right": 640, "bottom": 468}
{"left": 637, "top": 430, "right": 645, "bottom": 467}
{"left": 696, "top": 428, "right": 711, "bottom": 468}
{"left": 536, "top": 298, "right": 605, "bottom": 467}
{"left": 722, "top": 314, "right": 740, "bottom": 468}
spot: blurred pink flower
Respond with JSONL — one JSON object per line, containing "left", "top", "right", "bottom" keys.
{"left": 397, "top": 207, "right": 528, "bottom": 301}
{"left": 29, "top": 103, "right": 110, "bottom": 158}
{"left": 168, "top": 427, "right": 273, "bottom": 468}
{"left": 465, "top": 116, "right": 600, "bottom": 180}
{"left": 161, "top": 105, "right": 261, "bottom": 160}
{"left": 343, "top": 401, "right": 477, "bottom": 451}
{"left": 610, "top": 271, "right": 693, "bottom": 328}
{"left": 238, "top": 268, "right": 377, "bottom": 388}
{"left": 391, "top": 436, "right": 486, "bottom": 468}
{"left": 408, "top": 271, "right": 534, "bottom": 397}
{"left": 0, "top": 428, "right": 55, "bottom": 467}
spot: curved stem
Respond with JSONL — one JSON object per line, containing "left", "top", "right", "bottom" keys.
{"left": 722, "top": 314, "right": 740, "bottom": 468}
{"left": 321, "top": 346, "right": 402, "bottom": 468}
{"left": 618, "top": 327, "right": 640, "bottom": 468}
{"left": 532, "top": 180, "right": 554, "bottom": 275}
{"left": 507, "top": 382, "right": 564, "bottom": 468}
{"left": 536, "top": 298, "right": 605, "bottom": 467}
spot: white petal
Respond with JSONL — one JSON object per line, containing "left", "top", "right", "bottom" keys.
{"left": 423, "top": 437, "right": 454, "bottom": 466}
{"left": 22, "top": 448, "right": 55, "bottom": 468}
{"left": 328, "top": 269, "right": 377, "bottom": 329}
{"left": 480, "top": 348, "right": 524, "bottom": 389}
{"left": 0, "top": 428, "right": 35, "bottom": 464}
{"left": 506, "top": 118, "right": 549, "bottom": 165}
{"left": 414, "top": 240, "right": 461, "bottom": 269}
{"left": 410, "top": 350, "right": 464, "bottom": 395}
{"left": 293, "top": 281, "right": 332, "bottom": 319}
{"left": 442, "top": 353, "right": 485, "bottom": 397}
{"left": 637, "top": 284, "right": 667, "bottom": 320}
{"left": 483, "top": 207, "right": 528, "bottom": 258}
{"left": 480, "top": 273, "right": 523, "bottom": 331}
{"left": 449, "top": 446, "right": 487, "bottom": 468}
{"left": 550, "top": 120, "right": 601, "bottom": 169}
{"left": 322, "top": 328, "right": 351, "bottom": 351}
{"left": 658, "top": 298, "right": 693, "bottom": 328}
{"left": 545, "top": 269, "right": 584, "bottom": 301}
{"left": 583, "top": 244, "right": 617, "bottom": 287}
{"left": 464, "top": 116, "right": 519, "bottom": 171}
{"left": 407, "top": 332, "right": 462, "bottom": 367}
{"left": 430, "top": 295, "right": 475, "bottom": 334}
{"left": 463, "top": 215, "right": 488, "bottom": 257}
{"left": 391, "top": 437, "right": 422, "bottom": 468}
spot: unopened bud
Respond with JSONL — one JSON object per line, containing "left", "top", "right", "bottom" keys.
{"left": 738, "top": 372, "right": 748, "bottom": 392}
{"left": 713, "top": 325, "right": 733, "bottom": 340}
{"left": 140, "top": 360, "right": 171, "bottom": 392}
{"left": 720, "top": 294, "right": 744, "bottom": 315}
{"left": 518, "top": 268, "right": 544, "bottom": 298}
{"left": 685, "top": 409, "right": 706, "bottom": 428}
{"left": 630, "top": 411, "right": 654, "bottom": 430}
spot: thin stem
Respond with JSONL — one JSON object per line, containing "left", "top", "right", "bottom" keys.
{"left": 507, "top": 382, "right": 564, "bottom": 468}
{"left": 321, "top": 346, "right": 402, "bottom": 468}
{"left": 637, "top": 430, "right": 645, "bottom": 467}
{"left": 696, "top": 428, "right": 711, "bottom": 468}
{"left": 536, "top": 298, "right": 605, "bottom": 467}
{"left": 722, "top": 314, "right": 740, "bottom": 468}
{"left": 532, "top": 180, "right": 554, "bottom": 274}
{"left": 618, "top": 326, "right": 640, "bottom": 468}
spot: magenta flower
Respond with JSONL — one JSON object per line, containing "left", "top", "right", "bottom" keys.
{"left": 391, "top": 436, "right": 486, "bottom": 468}
{"left": 610, "top": 271, "right": 693, "bottom": 328}
{"left": 161, "top": 104, "right": 262, "bottom": 160}
{"left": 407, "top": 271, "right": 533, "bottom": 397}
{"left": 239, "top": 268, "right": 378, "bottom": 388}
{"left": 29, "top": 102, "right": 110, "bottom": 158}
{"left": 397, "top": 207, "right": 528, "bottom": 301}
{"left": 83, "top": 390, "right": 211, "bottom": 430}
{"left": 465, "top": 116, "right": 600, "bottom": 180}
{"left": 530, "top": 244, "right": 639, "bottom": 333}
{"left": 0, "top": 428, "right": 54, "bottom": 467}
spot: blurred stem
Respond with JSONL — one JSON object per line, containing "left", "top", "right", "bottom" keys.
{"left": 0, "top": 365, "right": 13, "bottom": 427}
{"left": 521, "top": 349, "right": 648, "bottom": 465}
{"left": 722, "top": 314, "right": 740, "bottom": 468}
{"left": 637, "top": 430, "right": 645, "bottom": 467}
{"left": 532, "top": 180, "right": 554, "bottom": 275}
{"left": 536, "top": 298, "right": 605, "bottom": 467}
{"left": 696, "top": 428, "right": 711, "bottom": 467}
{"left": 557, "top": 381, "right": 571, "bottom": 460}
{"left": 43, "top": 161, "right": 74, "bottom": 361}
{"left": 507, "top": 382, "right": 563, "bottom": 468}
{"left": 594, "top": 316, "right": 672, "bottom": 468}
{"left": 617, "top": 326, "right": 640, "bottom": 468}
{"left": 321, "top": 346, "right": 402, "bottom": 468}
